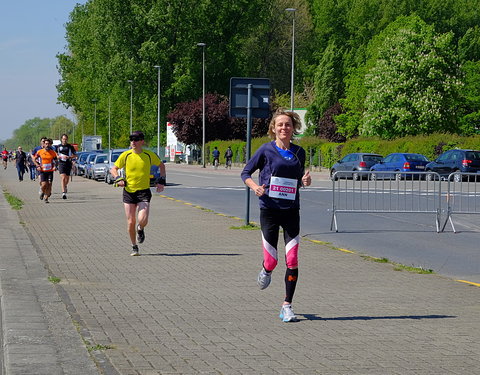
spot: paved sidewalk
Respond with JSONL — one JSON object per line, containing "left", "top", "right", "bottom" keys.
{"left": 1, "top": 165, "right": 480, "bottom": 374}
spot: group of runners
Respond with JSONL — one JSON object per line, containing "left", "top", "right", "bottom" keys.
{"left": 4, "top": 108, "right": 311, "bottom": 323}
{"left": 3, "top": 135, "right": 78, "bottom": 202}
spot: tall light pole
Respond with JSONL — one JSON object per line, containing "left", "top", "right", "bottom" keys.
{"left": 108, "top": 96, "right": 111, "bottom": 150}
{"left": 92, "top": 98, "right": 98, "bottom": 135}
{"left": 154, "top": 65, "right": 161, "bottom": 157}
{"left": 286, "top": 8, "right": 296, "bottom": 112}
{"left": 127, "top": 80, "right": 133, "bottom": 133}
{"left": 197, "top": 42, "right": 206, "bottom": 168}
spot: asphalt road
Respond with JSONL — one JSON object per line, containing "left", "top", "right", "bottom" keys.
{"left": 164, "top": 164, "right": 480, "bottom": 284}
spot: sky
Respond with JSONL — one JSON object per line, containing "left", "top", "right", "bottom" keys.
{"left": 0, "top": 1, "right": 87, "bottom": 141}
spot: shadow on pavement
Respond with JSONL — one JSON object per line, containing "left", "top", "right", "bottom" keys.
{"left": 300, "top": 314, "right": 456, "bottom": 321}
{"left": 142, "top": 252, "right": 241, "bottom": 257}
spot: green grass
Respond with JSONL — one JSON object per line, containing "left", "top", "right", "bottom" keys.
{"left": 3, "top": 190, "right": 23, "bottom": 210}
{"left": 230, "top": 223, "right": 260, "bottom": 230}
{"left": 361, "top": 255, "right": 434, "bottom": 274}
{"left": 393, "top": 264, "right": 434, "bottom": 274}
{"left": 48, "top": 276, "right": 61, "bottom": 284}
{"left": 87, "top": 344, "right": 114, "bottom": 352}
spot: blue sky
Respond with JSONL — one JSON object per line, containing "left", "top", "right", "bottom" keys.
{"left": 0, "top": 1, "right": 86, "bottom": 140}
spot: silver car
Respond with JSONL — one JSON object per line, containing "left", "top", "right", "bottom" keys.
{"left": 104, "top": 149, "right": 129, "bottom": 184}
{"left": 90, "top": 153, "right": 108, "bottom": 180}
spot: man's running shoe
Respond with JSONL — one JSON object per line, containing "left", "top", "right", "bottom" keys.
{"left": 257, "top": 268, "right": 272, "bottom": 290}
{"left": 136, "top": 225, "right": 145, "bottom": 244}
{"left": 44, "top": 197, "right": 49, "bottom": 204}
{"left": 62, "top": 192, "right": 67, "bottom": 199}
{"left": 279, "top": 304, "right": 298, "bottom": 322}
{"left": 130, "top": 245, "right": 139, "bottom": 256}
{"left": 39, "top": 192, "right": 44, "bottom": 200}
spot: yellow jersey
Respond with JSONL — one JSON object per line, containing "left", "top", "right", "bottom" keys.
{"left": 115, "top": 149, "right": 161, "bottom": 193}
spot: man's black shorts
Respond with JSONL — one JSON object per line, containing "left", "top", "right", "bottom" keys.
{"left": 122, "top": 188, "right": 152, "bottom": 204}
{"left": 58, "top": 161, "right": 72, "bottom": 176}
{"left": 40, "top": 171, "right": 54, "bottom": 183}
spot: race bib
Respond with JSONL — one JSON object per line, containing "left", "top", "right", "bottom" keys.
{"left": 269, "top": 176, "right": 297, "bottom": 200}
{"left": 59, "top": 154, "right": 68, "bottom": 161}
{"left": 42, "top": 163, "right": 52, "bottom": 171}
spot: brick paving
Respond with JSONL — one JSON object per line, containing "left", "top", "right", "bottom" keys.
{"left": 1, "top": 164, "right": 480, "bottom": 374}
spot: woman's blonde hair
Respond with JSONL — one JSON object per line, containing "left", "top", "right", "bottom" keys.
{"left": 267, "top": 108, "right": 302, "bottom": 140}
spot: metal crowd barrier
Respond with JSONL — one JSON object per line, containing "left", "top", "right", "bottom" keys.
{"left": 330, "top": 171, "right": 442, "bottom": 232}
{"left": 441, "top": 172, "right": 480, "bottom": 232}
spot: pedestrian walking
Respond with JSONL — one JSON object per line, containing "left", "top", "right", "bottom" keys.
{"left": 110, "top": 131, "right": 166, "bottom": 256}
{"left": 34, "top": 138, "right": 58, "bottom": 204}
{"left": 225, "top": 146, "right": 233, "bottom": 169}
{"left": 55, "top": 134, "right": 77, "bottom": 199}
{"left": 26, "top": 150, "right": 37, "bottom": 180}
{"left": 241, "top": 108, "right": 311, "bottom": 322}
{"left": 15, "top": 146, "right": 27, "bottom": 181}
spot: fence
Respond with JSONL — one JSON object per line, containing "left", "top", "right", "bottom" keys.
{"left": 442, "top": 172, "right": 480, "bottom": 232}
{"left": 330, "top": 171, "right": 442, "bottom": 232}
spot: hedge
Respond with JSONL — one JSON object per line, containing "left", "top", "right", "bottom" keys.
{"left": 205, "top": 133, "right": 480, "bottom": 169}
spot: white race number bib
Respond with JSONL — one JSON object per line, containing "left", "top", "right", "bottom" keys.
{"left": 268, "top": 176, "right": 297, "bottom": 200}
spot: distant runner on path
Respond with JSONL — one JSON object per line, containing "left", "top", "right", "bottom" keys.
{"left": 55, "top": 134, "right": 77, "bottom": 199}
{"left": 34, "top": 138, "right": 58, "bottom": 204}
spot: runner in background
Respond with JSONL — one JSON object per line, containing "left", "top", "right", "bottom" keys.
{"left": 1, "top": 148, "right": 8, "bottom": 169}
{"left": 34, "top": 138, "right": 58, "bottom": 204}
{"left": 55, "top": 134, "right": 77, "bottom": 199}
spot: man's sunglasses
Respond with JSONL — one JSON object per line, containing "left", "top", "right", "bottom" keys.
{"left": 129, "top": 136, "right": 143, "bottom": 142}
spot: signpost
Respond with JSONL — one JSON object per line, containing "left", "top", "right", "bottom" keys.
{"left": 229, "top": 78, "right": 270, "bottom": 225}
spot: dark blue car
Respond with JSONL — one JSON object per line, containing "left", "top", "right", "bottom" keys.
{"left": 425, "top": 149, "right": 480, "bottom": 181}
{"left": 370, "top": 153, "right": 430, "bottom": 180}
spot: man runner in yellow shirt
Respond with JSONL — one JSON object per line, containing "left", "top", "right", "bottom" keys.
{"left": 110, "top": 131, "right": 166, "bottom": 256}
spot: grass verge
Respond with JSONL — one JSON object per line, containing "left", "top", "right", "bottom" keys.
{"left": 3, "top": 189, "right": 23, "bottom": 210}
{"left": 230, "top": 223, "right": 260, "bottom": 230}
{"left": 48, "top": 276, "right": 61, "bottom": 284}
{"left": 361, "top": 255, "right": 434, "bottom": 274}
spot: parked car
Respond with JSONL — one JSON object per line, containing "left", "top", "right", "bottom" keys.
{"left": 370, "top": 153, "right": 430, "bottom": 180}
{"left": 76, "top": 152, "right": 92, "bottom": 176}
{"left": 77, "top": 150, "right": 103, "bottom": 176}
{"left": 84, "top": 153, "right": 98, "bottom": 179}
{"left": 104, "top": 148, "right": 129, "bottom": 184}
{"left": 73, "top": 151, "right": 87, "bottom": 175}
{"left": 425, "top": 149, "right": 480, "bottom": 181}
{"left": 91, "top": 153, "right": 109, "bottom": 180}
{"left": 330, "top": 153, "right": 383, "bottom": 180}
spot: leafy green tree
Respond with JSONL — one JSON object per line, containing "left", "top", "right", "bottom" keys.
{"left": 306, "top": 40, "right": 344, "bottom": 130}
{"left": 361, "top": 15, "right": 462, "bottom": 139}
{"left": 458, "top": 61, "right": 480, "bottom": 134}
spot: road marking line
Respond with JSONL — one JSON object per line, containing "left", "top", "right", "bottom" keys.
{"left": 456, "top": 280, "right": 480, "bottom": 287}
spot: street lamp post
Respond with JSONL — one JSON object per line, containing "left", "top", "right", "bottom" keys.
{"left": 127, "top": 80, "right": 133, "bottom": 133}
{"left": 154, "top": 65, "right": 161, "bottom": 157}
{"left": 92, "top": 98, "right": 98, "bottom": 135}
{"left": 108, "top": 96, "right": 111, "bottom": 150}
{"left": 197, "top": 42, "right": 206, "bottom": 168}
{"left": 286, "top": 8, "right": 296, "bottom": 112}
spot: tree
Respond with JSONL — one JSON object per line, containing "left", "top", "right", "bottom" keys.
{"left": 167, "top": 94, "right": 268, "bottom": 145}
{"left": 306, "top": 40, "right": 344, "bottom": 130}
{"left": 361, "top": 15, "right": 462, "bottom": 139}
{"left": 458, "top": 61, "right": 480, "bottom": 134}
{"left": 317, "top": 103, "right": 346, "bottom": 142}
